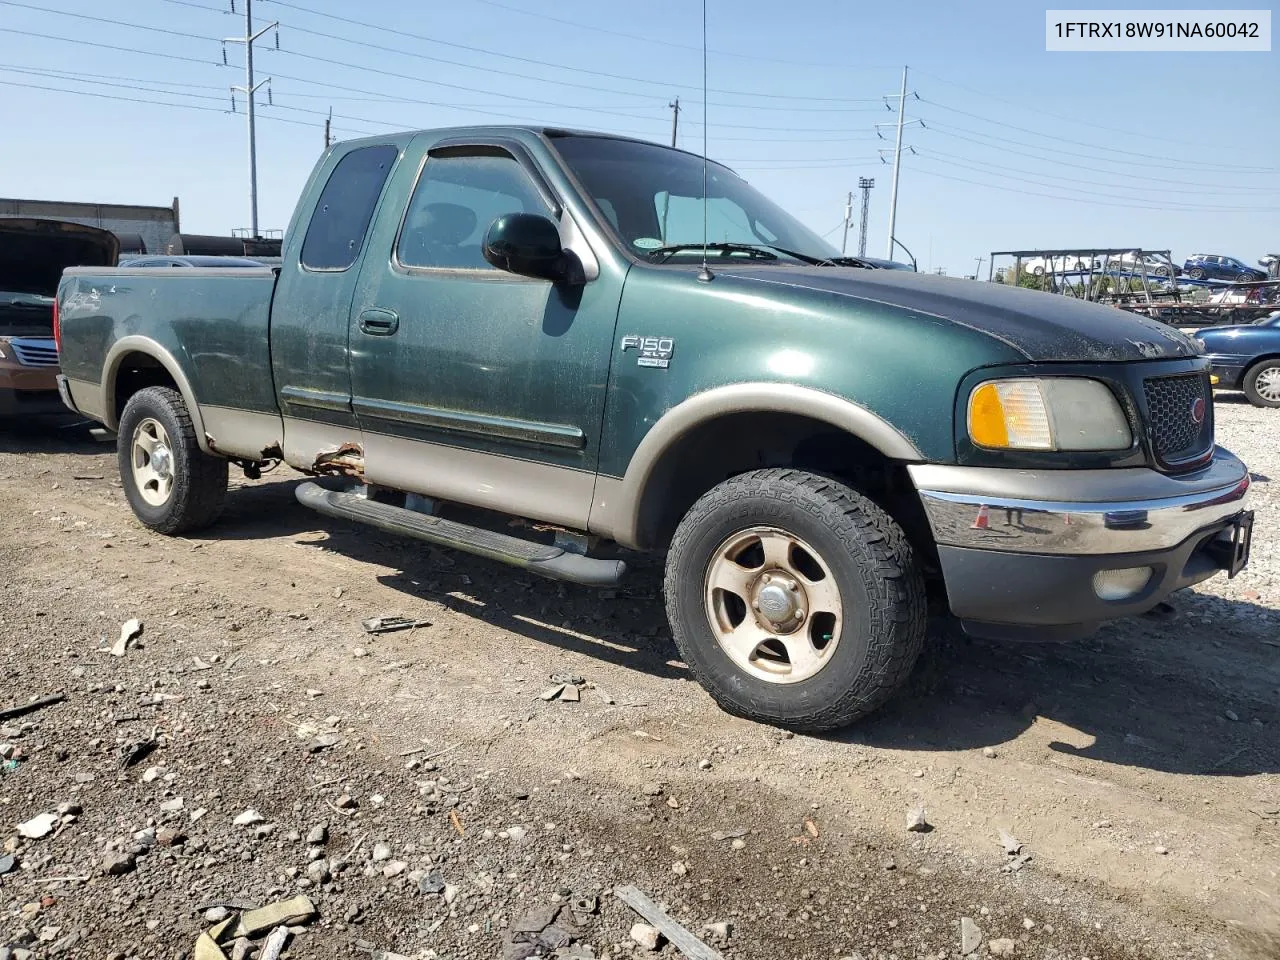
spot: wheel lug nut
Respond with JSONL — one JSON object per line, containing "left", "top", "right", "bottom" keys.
{"left": 795, "top": 610, "right": 805, "bottom": 619}
{"left": 761, "top": 573, "right": 772, "bottom": 584}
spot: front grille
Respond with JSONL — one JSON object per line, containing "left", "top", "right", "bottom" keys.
{"left": 8, "top": 337, "right": 59, "bottom": 367}
{"left": 1143, "top": 372, "right": 1213, "bottom": 467}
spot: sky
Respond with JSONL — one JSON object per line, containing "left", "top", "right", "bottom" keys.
{"left": 0, "top": 0, "right": 1276, "bottom": 276}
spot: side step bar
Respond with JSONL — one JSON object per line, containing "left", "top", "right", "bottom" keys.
{"left": 295, "top": 481, "right": 626, "bottom": 587}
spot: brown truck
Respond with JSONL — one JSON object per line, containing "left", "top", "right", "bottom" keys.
{"left": 0, "top": 219, "right": 118, "bottom": 419}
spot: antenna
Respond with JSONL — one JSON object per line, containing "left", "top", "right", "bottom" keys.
{"left": 696, "top": 0, "right": 713, "bottom": 283}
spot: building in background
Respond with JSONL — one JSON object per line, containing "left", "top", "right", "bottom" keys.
{"left": 0, "top": 196, "right": 180, "bottom": 256}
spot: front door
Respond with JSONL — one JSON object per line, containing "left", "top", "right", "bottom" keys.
{"left": 347, "top": 137, "right": 622, "bottom": 530}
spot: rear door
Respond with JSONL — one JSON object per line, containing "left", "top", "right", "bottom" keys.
{"left": 271, "top": 140, "right": 403, "bottom": 469}
{"left": 346, "top": 134, "right": 623, "bottom": 529}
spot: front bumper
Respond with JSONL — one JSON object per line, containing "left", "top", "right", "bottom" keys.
{"left": 0, "top": 359, "right": 65, "bottom": 419}
{"left": 910, "top": 447, "right": 1252, "bottom": 640}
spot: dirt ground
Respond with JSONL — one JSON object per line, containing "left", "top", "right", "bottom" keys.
{"left": 0, "top": 397, "right": 1275, "bottom": 960}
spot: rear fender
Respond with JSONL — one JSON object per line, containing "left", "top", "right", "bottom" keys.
{"left": 102, "top": 336, "right": 212, "bottom": 454}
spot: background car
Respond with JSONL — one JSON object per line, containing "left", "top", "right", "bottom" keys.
{"left": 1022, "top": 255, "right": 1091, "bottom": 276}
{"left": 119, "top": 255, "right": 264, "bottom": 268}
{"left": 1182, "top": 254, "right": 1267, "bottom": 283}
{"left": 1198, "top": 311, "right": 1280, "bottom": 407}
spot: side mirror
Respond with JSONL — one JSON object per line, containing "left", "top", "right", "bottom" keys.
{"left": 483, "top": 213, "right": 573, "bottom": 283}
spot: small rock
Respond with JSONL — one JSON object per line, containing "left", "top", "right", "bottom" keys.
{"left": 371, "top": 842, "right": 392, "bottom": 862}
{"left": 666, "top": 796, "right": 680, "bottom": 809}
{"left": 629, "top": 923, "right": 662, "bottom": 951}
{"left": 1022, "top": 918, "right": 1035, "bottom": 930}
{"left": 641, "top": 782, "right": 663, "bottom": 796}
{"left": 353, "top": 647, "right": 369, "bottom": 659}
{"left": 17, "top": 813, "right": 58, "bottom": 840}
{"left": 308, "top": 733, "right": 340, "bottom": 753}
{"left": 507, "top": 825, "right": 528, "bottom": 843}
{"left": 383, "top": 859, "right": 407, "bottom": 878}
{"left": 204, "top": 907, "right": 231, "bottom": 924}
{"left": 960, "top": 917, "right": 983, "bottom": 955}
{"left": 982, "top": 747, "right": 997, "bottom": 758}
{"left": 55, "top": 802, "right": 82, "bottom": 817}
{"left": 698, "top": 759, "right": 712, "bottom": 770}
{"left": 731, "top": 838, "right": 746, "bottom": 850}
{"left": 989, "top": 938, "right": 1016, "bottom": 956}
{"left": 906, "top": 806, "right": 930, "bottom": 832}
{"left": 0, "top": 854, "right": 16, "bottom": 875}
{"left": 160, "top": 797, "right": 184, "bottom": 812}
{"left": 306, "top": 860, "right": 330, "bottom": 883}
{"left": 1154, "top": 845, "right": 1169, "bottom": 855}
{"left": 233, "top": 809, "right": 264, "bottom": 827}
{"left": 334, "top": 794, "right": 357, "bottom": 809}
{"left": 704, "top": 921, "right": 733, "bottom": 940}
{"left": 101, "top": 852, "right": 136, "bottom": 876}
{"left": 443, "top": 883, "right": 460, "bottom": 905}
{"left": 156, "top": 827, "right": 186, "bottom": 847}
{"left": 912, "top": 769, "right": 924, "bottom": 778}
{"left": 882, "top": 859, "right": 896, "bottom": 871}
{"left": 998, "top": 829, "right": 1022, "bottom": 855}
{"left": 671, "top": 860, "right": 688, "bottom": 877}
{"left": 1225, "top": 710, "right": 1240, "bottom": 722}
{"left": 418, "top": 870, "right": 445, "bottom": 895}
{"left": 306, "top": 825, "right": 327, "bottom": 845}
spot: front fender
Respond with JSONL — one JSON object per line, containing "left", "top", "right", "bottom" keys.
{"left": 588, "top": 382, "right": 922, "bottom": 547}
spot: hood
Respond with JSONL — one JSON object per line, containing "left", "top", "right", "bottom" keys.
{"left": 1, "top": 219, "right": 120, "bottom": 336}
{"left": 724, "top": 265, "right": 1199, "bottom": 363}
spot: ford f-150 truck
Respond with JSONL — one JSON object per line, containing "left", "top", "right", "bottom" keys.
{"left": 54, "top": 127, "right": 1254, "bottom": 731}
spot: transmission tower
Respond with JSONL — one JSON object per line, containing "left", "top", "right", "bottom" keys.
{"left": 857, "top": 178, "right": 874, "bottom": 258}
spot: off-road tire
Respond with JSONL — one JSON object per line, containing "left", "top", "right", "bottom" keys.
{"left": 117, "top": 386, "right": 228, "bottom": 534}
{"left": 1242, "top": 358, "right": 1280, "bottom": 408}
{"left": 664, "top": 468, "right": 926, "bottom": 732}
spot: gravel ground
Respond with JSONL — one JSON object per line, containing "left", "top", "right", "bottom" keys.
{"left": 0, "top": 397, "right": 1275, "bottom": 960}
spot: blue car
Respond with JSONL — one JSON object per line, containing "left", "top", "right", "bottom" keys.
{"left": 1198, "top": 311, "right": 1280, "bottom": 407}
{"left": 1182, "top": 254, "right": 1267, "bottom": 283}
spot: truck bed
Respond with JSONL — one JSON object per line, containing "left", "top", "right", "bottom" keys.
{"left": 57, "top": 265, "right": 280, "bottom": 452}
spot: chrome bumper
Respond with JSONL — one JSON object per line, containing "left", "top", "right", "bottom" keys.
{"left": 909, "top": 447, "right": 1251, "bottom": 556}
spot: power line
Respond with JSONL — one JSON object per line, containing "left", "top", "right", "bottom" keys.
{"left": 908, "top": 165, "right": 1278, "bottom": 213}
{"left": 918, "top": 97, "right": 1278, "bottom": 173}
{"left": 918, "top": 147, "right": 1275, "bottom": 197}
{"left": 258, "top": 0, "right": 884, "bottom": 103}
{"left": 921, "top": 119, "right": 1279, "bottom": 177}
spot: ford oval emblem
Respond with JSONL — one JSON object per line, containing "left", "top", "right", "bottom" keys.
{"left": 1190, "top": 397, "right": 1206, "bottom": 424}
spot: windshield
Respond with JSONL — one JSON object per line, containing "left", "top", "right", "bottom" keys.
{"left": 551, "top": 135, "right": 838, "bottom": 263}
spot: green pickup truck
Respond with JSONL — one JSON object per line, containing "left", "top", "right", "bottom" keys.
{"left": 54, "top": 127, "right": 1253, "bottom": 730}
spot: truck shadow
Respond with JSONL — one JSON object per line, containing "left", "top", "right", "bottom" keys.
{"left": 834, "top": 598, "right": 1280, "bottom": 777}
{"left": 208, "top": 476, "right": 1279, "bottom": 777}
{"left": 0, "top": 417, "right": 110, "bottom": 455}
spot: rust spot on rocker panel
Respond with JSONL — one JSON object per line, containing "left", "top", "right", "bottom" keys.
{"left": 313, "top": 442, "right": 365, "bottom": 478}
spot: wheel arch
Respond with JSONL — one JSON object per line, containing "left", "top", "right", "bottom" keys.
{"left": 590, "top": 383, "right": 925, "bottom": 550}
{"left": 102, "top": 336, "right": 212, "bottom": 454}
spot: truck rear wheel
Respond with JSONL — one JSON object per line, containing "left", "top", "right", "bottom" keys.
{"left": 664, "top": 468, "right": 926, "bottom": 732}
{"left": 117, "top": 386, "right": 227, "bottom": 535}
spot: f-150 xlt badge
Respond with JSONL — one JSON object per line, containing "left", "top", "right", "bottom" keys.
{"left": 621, "top": 335, "right": 674, "bottom": 369}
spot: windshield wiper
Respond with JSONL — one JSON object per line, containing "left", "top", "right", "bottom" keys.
{"left": 813, "top": 255, "right": 874, "bottom": 268}
{"left": 645, "top": 242, "right": 778, "bottom": 263}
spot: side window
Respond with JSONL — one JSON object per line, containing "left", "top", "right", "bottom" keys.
{"left": 397, "top": 153, "right": 551, "bottom": 270}
{"left": 300, "top": 144, "right": 399, "bottom": 271}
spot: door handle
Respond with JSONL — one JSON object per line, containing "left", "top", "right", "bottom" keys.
{"left": 358, "top": 308, "right": 399, "bottom": 336}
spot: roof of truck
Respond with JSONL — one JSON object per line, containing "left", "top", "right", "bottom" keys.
{"left": 337, "top": 125, "right": 716, "bottom": 164}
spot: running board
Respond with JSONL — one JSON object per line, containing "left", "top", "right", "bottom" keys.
{"left": 295, "top": 481, "right": 626, "bottom": 587}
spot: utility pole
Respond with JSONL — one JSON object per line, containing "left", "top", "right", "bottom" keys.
{"left": 840, "top": 191, "right": 853, "bottom": 255}
{"left": 857, "top": 177, "right": 874, "bottom": 257}
{"left": 324, "top": 108, "right": 333, "bottom": 150}
{"left": 885, "top": 66, "right": 907, "bottom": 260}
{"left": 974, "top": 256, "right": 985, "bottom": 279}
{"left": 224, "top": 0, "right": 278, "bottom": 239}
{"left": 669, "top": 97, "right": 681, "bottom": 148}
{"left": 876, "top": 67, "right": 923, "bottom": 260}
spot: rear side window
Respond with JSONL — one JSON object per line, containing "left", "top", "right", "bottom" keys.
{"left": 301, "top": 144, "right": 399, "bottom": 271}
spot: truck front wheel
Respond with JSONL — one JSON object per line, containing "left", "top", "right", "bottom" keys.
{"left": 117, "top": 386, "right": 228, "bottom": 535}
{"left": 664, "top": 468, "right": 926, "bottom": 732}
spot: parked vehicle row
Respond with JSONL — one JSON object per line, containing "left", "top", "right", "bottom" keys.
{"left": 1200, "top": 311, "right": 1280, "bottom": 407}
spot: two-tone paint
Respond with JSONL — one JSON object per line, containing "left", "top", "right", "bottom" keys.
{"left": 57, "top": 126, "right": 1211, "bottom": 554}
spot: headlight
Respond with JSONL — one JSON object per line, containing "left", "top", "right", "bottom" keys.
{"left": 968, "top": 378, "right": 1132, "bottom": 451}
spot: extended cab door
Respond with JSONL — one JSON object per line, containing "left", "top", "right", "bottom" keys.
{"left": 271, "top": 140, "right": 403, "bottom": 469}
{"left": 346, "top": 135, "right": 623, "bottom": 529}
